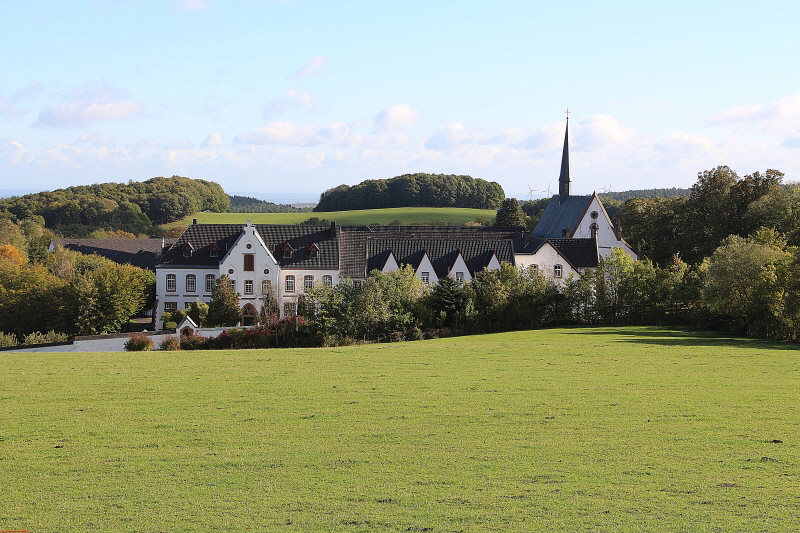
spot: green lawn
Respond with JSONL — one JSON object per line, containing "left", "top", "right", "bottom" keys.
{"left": 166, "top": 207, "right": 497, "bottom": 227}
{"left": 1, "top": 327, "right": 799, "bottom": 531}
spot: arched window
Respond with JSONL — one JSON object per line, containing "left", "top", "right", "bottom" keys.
{"left": 205, "top": 274, "right": 216, "bottom": 293}
{"left": 304, "top": 275, "right": 314, "bottom": 289}
{"left": 323, "top": 275, "right": 333, "bottom": 287}
{"left": 285, "top": 275, "right": 295, "bottom": 292}
{"left": 186, "top": 274, "right": 196, "bottom": 292}
{"left": 166, "top": 274, "right": 176, "bottom": 292}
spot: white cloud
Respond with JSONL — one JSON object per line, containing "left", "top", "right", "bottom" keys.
{"left": 77, "top": 131, "right": 115, "bottom": 147}
{"left": 289, "top": 56, "right": 326, "bottom": 79}
{"left": 373, "top": 104, "right": 421, "bottom": 133}
{"left": 572, "top": 115, "right": 636, "bottom": 151}
{"left": 424, "top": 123, "right": 469, "bottom": 150}
{"left": 708, "top": 94, "right": 800, "bottom": 142}
{"left": 654, "top": 132, "right": 715, "bottom": 154}
{"left": 263, "top": 89, "right": 321, "bottom": 119}
{"left": 33, "top": 86, "right": 145, "bottom": 129}
{"left": 234, "top": 121, "right": 348, "bottom": 147}
{"left": 0, "top": 82, "right": 43, "bottom": 120}
{"left": 201, "top": 132, "right": 225, "bottom": 148}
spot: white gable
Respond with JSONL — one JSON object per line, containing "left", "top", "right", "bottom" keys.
{"left": 414, "top": 252, "right": 438, "bottom": 286}
{"left": 572, "top": 195, "right": 637, "bottom": 259}
{"left": 447, "top": 252, "right": 472, "bottom": 282}
{"left": 525, "top": 242, "right": 580, "bottom": 285}
{"left": 380, "top": 251, "right": 399, "bottom": 273}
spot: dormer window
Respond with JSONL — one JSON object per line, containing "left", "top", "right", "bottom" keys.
{"left": 308, "top": 243, "right": 320, "bottom": 258}
{"left": 182, "top": 243, "right": 194, "bottom": 257}
{"left": 208, "top": 243, "right": 220, "bottom": 257}
{"left": 282, "top": 243, "right": 294, "bottom": 258}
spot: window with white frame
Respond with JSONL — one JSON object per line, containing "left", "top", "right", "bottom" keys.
{"left": 554, "top": 264, "right": 563, "bottom": 278}
{"left": 323, "top": 275, "right": 332, "bottom": 287}
{"left": 283, "top": 302, "right": 297, "bottom": 316}
{"left": 164, "top": 302, "right": 177, "bottom": 312}
{"left": 166, "top": 274, "right": 176, "bottom": 292}
{"left": 421, "top": 271, "right": 430, "bottom": 286}
{"left": 455, "top": 271, "right": 464, "bottom": 281}
{"left": 205, "top": 274, "right": 216, "bottom": 293}
{"left": 186, "top": 274, "right": 196, "bottom": 292}
{"left": 262, "top": 279, "right": 272, "bottom": 294}
{"left": 229, "top": 279, "right": 236, "bottom": 291}
{"left": 244, "top": 280, "right": 253, "bottom": 295}
{"left": 285, "top": 275, "right": 295, "bottom": 292}
{"left": 304, "top": 275, "right": 314, "bottom": 289}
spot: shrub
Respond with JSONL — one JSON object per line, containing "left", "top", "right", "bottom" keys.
{"left": 124, "top": 332, "right": 154, "bottom": 351}
{"left": 0, "top": 332, "right": 19, "bottom": 347}
{"left": 22, "top": 330, "right": 69, "bottom": 345}
{"left": 159, "top": 335, "right": 181, "bottom": 351}
{"left": 163, "top": 321, "right": 177, "bottom": 331}
{"left": 180, "top": 333, "right": 208, "bottom": 350}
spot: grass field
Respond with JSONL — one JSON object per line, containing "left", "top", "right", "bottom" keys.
{"left": 1, "top": 327, "right": 799, "bottom": 532}
{"left": 165, "top": 207, "right": 497, "bottom": 228}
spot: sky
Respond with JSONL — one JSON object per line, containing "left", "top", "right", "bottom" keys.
{"left": 2, "top": 0, "right": 800, "bottom": 201}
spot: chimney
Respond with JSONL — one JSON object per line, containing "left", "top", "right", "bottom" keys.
{"left": 330, "top": 220, "right": 337, "bottom": 238}
{"left": 192, "top": 218, "right": 198, "bottom": 225}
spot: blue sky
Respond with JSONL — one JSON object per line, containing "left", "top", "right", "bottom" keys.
{"left": 2, "top": 0, "right": 799, "bottom": 201}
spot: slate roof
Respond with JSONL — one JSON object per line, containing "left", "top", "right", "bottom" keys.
{"left": 364, "top": 238, "right": 515, "bottom": 279}
{"left": 338, "top": 225, "right": 523, "bottom": 279}
{"left": 53, "top": 237, "right": 175, "bottom": 270}
{"left": 536, "top": 237, "right": 600, "bottom": 269}
{"left": 531, "top": 194, "right": 593, "bottom": 239}
{"left": 159, "top": 223, "right": 338, "bottom": 270}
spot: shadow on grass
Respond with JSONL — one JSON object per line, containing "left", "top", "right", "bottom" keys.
{"left": 565, "top": 326, "right": 800, "bottom": 351}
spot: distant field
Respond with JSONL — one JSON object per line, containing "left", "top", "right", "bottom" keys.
{"left": 165, "top": 207, "right": 497, "bottom": 227}
{"left": 2, "top": 327, "right": 799, "bottom": 531}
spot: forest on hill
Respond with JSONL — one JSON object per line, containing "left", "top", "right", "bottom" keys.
{"left": 228, "top": 195, "right": 312, "bottom": 213}
{"left": 0, "top": 176, "right": 229, "bottom": 238}
{"left": 314, "top": 173, "right": 505, "bottom": 212}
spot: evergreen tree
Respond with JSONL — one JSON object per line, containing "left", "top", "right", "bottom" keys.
{"left": 494, "top": 198, "right": 527, "bottom": 227}
{"left": 206, "top": 274, "right": 241, "bottom": 327}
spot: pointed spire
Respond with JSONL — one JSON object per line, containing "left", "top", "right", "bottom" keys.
{"left": 559, "top": 110, "right": 572, "bottom": 202}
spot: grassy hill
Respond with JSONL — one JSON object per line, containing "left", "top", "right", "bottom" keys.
{"left": 164, "top": 206, "right": 497, "bottom": 228}
{"left": 2, "top": 327, "right": 799, "bottom": 531}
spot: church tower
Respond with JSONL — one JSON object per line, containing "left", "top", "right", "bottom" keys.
{"left": 558, "top": 114, "right": 572, "bottom": 202}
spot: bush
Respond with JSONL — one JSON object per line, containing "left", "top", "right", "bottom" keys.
{"left": 159, "top": 335, "right": 181, "bottom": 351}
{"left": 180, "top": 333, "right": 208, "bottom": 350}
{"left": 124, "top": 332, "right": 154, "bottom": 351}
{"left": 0, "top": 332, "right": 19, "bottom": 347}
{"left": 163, "top": 321, "right": 177, "bottom": 331}
{"left": 22, "top": 330, "right": 69, "bottom": 345}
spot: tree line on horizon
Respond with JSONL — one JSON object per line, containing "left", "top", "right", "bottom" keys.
{"left": 314, "top": 173, "right": 506, "bottom": 212}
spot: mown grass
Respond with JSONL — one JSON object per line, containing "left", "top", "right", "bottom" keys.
{"left": 1, "top": 326, "right": 799, "bottom": 532}
{"left": 165, "top": 207, "right": 497, "bottom": 228}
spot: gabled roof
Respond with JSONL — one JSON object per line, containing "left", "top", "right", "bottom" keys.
{"left": 545, "top": 237, "right": 599, "bottom": 269}
{"left": 339, "top": 225, "right": 523, "bottom": 278}
{"left": 364, "top": 238, "right": 514, "bottom": 278}
{"left": 53, "top": 237, "right": 174, "bottom": 271}
{"left": 531, "top": 194, "right": 593, "bottom": 239}
{"left": 159, "top": 223, "right": 338, "bottom": 269}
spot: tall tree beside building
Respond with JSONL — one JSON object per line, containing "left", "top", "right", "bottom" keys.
{"left": 206, "top": 274, "right": 241, "bottom": 327}
{"left": 494, "top": 198, "right": 527, "bottom": 227}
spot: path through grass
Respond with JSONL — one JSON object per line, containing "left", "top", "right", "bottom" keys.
{"left": 1, "top": 327, "right": 799, "bottom": 531}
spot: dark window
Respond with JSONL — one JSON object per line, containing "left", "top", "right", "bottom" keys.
{"left": 244, "top": 254, "right": 254, "bottom": 271}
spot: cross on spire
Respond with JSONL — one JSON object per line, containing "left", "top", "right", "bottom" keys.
{"left": 565, "top": 107, "right": 571, "bottom": 121}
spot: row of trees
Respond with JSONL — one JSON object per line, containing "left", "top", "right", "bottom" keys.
{"left": 296, "top": 233, "right": 799, "bottom": 344}
{"left": 0, "top": 176, "right": 230, "bottom": 237}
{"left": 0, "top": 243, "right": 155, "bottom": 339}
{"left": 620, "top": 166, "right": 786, "bottom": 265}
{"left": 315, "top": 173, "right": 505, "bottom": 212}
